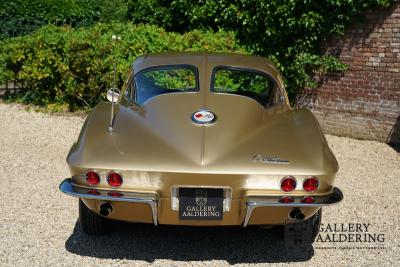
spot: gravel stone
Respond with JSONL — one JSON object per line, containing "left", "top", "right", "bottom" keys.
{"left": 0, "top": 103, "right": 399, "bottom": 266}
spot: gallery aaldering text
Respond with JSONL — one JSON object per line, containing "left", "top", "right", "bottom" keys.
{"left": 316, "top": 223, "right": 385, "bottom": 243}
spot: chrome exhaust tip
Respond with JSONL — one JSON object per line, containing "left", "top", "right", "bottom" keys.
{"left": 99, "top": 202, "right": 113, "bottom": 216}
{"left": 289, "top": 208, "right": 305, "bottom": 221}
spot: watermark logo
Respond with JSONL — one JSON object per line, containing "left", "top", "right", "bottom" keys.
{"left": 195, "top": 189, "right": 207, "bottom": 206}
{"left": 315, "top": 223, "right": 386, "bottom": 250}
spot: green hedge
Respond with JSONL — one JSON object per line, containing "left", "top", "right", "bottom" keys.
{"left": 0, "top": 23, "right": 246, "bottom": 111}
{"left": 0, "top": 0, "right": 129, "bottom": 39}
{"left": 127, "top": 0, "right": 395, "bottom": 100}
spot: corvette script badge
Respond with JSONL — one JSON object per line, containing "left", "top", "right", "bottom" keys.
{"left": 191, "top": 110, "right": 216, "bottom": 124}
{"left": 252, "top": 154, "right": 289, "bottom": 164}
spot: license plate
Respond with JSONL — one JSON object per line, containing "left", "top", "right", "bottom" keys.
{"left": 179, "top": 188, "right": 223, "bottom": 220}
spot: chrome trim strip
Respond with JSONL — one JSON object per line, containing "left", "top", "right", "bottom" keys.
{"left": 59, "top": 178, "right": 159, "bottom": 226}
{"left": 243, "top": 187, "right": 343, "bottom": 227}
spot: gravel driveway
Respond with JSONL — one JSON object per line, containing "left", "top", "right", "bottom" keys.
{"left": 0, "top": 103, "right": 399, "bottom": 266}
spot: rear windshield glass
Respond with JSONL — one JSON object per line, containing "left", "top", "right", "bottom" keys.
{"left": 134, "top": 65, "right": 198, "bottom": 105}
{"left": 212, "top": 67, "right": 277, "bottom": 107}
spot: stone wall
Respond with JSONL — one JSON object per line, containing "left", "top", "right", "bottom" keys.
{"left": 305, "top": 4, "right": 400, "bottom": 145}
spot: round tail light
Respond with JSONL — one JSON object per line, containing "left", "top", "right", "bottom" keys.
{"left": 303, "top": 177, "right": 319, "bottom": 192}
{"left": 86, "top": 171, "right": 100, "bottom": 185}
{"left": 281, "top": 176, "right": 297, "bottom": 192}
{"left": 279, "top": 196, "right": 294, "bottom": 203}
{"left": 107, "top": 172, "right": 123, "bottom": 187}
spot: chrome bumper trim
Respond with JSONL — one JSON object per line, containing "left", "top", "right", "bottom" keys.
{"left": 243, "top": 187, "right": 343, "bottom": 227}
{"left": 59, "top": 178, "right": 159, "bottom": 226}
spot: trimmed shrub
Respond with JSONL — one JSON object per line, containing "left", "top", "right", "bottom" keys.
{"left": 0, "top": 23, "right": 247, "bottom": 111}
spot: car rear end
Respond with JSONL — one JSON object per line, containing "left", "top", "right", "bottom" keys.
{"left": 60, "top": 169, "right": 342, "bottom": 226}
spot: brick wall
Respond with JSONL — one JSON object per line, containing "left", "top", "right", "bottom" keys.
{"left": 304, "top": 4, "right": 400, "bottom": 145}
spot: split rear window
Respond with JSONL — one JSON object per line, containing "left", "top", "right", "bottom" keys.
{"left": 212, "top": 67, "right": 278, "bottom": 107}
{"left": 129, "top": 65, "right": 279, "bottom": 107}
{"left": 134, "top": 65, "right": 198, "bottom": 105}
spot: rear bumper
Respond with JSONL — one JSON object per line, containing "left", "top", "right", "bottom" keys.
{"left": 243, "top": 187, "right": 343, "bottom": 226}
{"left": 59, "top": 178, "right": 159, "bottom": 225}
{"left": 59, "top": 178, "right": 343, "bottom": 226}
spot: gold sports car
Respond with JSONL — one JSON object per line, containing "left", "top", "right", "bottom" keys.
{"left": 59, "top": 52, "right": 343, "bottom": 244}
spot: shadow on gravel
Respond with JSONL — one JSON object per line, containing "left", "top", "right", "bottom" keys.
{"left": 387, "top": 114, "right": 400, "bottom": 153}
{"left": 65, "top": 220, "right": 313, "bottom": 264}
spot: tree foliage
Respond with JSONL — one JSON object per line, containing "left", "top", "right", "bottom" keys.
{"left": 127, "top": 0, "right": 396, "bottom": 100}
{"left": 1, "top": 0, "right": 396, "bottom": 110}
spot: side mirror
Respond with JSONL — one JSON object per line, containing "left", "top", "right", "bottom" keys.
{"left": 107, "top": 88, "right": 120, "bottom": 103}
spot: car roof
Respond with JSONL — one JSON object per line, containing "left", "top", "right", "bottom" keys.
{"left": 132, "top": 52, "right": 285, "bottom": 88}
